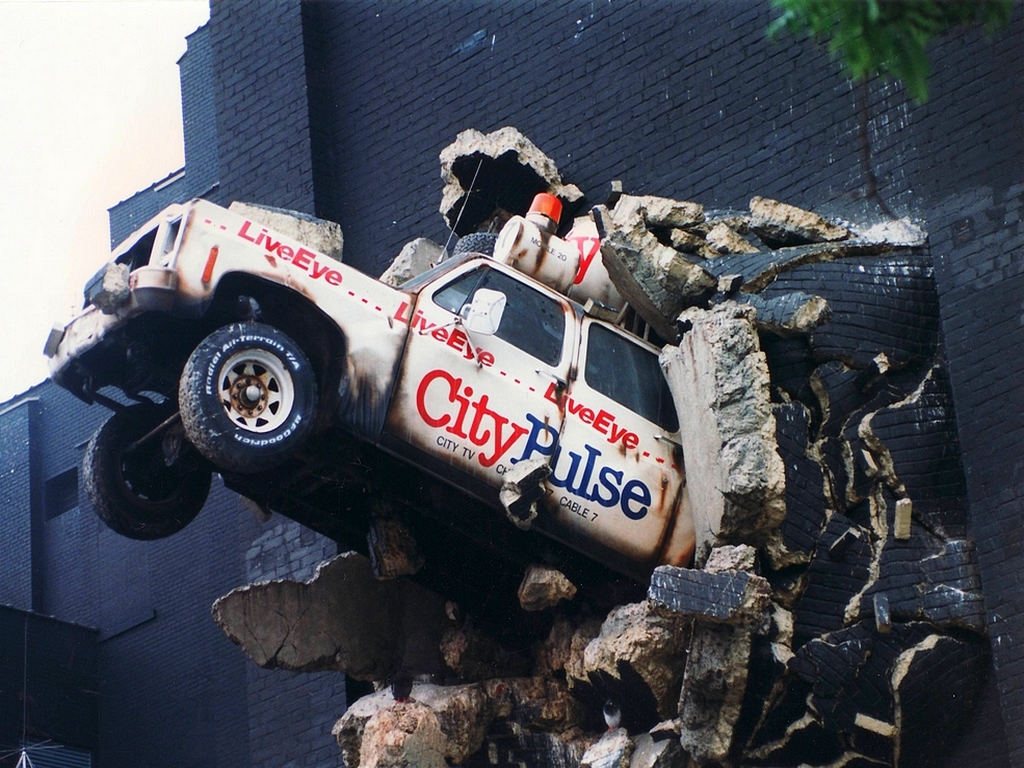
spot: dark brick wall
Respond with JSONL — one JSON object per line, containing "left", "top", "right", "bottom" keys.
{"left": 301, "top": 0, "right": 885, "bottom": 277}
{"left": 0, "top": 399, "right": 38, "bottom": 610}
{"left": 208, "top": 0, "right": 315, "bottom": 214}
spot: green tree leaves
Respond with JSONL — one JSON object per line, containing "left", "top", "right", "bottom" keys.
{"left": 768, "top": 0, "right": 1012, "bottom": 102}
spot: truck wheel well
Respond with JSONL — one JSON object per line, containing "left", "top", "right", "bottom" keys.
{"left": 207, "top": 273, "right": 347, "bottom": 432}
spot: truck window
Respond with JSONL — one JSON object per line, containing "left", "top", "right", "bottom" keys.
{"left": 584, "top": 324, "right": 679, "bottom": 431}
{"left": 433, "top": 266, "right": 565, "bottom": 365}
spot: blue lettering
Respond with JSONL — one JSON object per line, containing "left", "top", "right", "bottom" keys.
{"left": 621, "top": 479, "right": 651, "bottom": 520}
{"left": 514, "top": 413, "right": 559, "bottom": 463}
{"left": 516, "top": 411, "right": 652, "bottom": 520}
{"left": 591, "top": 466, "right": 622, "bottom": 507}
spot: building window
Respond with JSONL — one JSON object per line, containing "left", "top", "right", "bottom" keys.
{"left": 44, "top": 468, "right": 79, "bottom": 520}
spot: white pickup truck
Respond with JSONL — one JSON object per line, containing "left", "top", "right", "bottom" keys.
{"left": 46, "top": 198, "right": 694, "bottom": 580}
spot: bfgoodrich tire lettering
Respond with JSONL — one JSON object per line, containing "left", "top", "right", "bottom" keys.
{"left": 179, "top": 322, "right": 317, "bottom": 473}
{"left": 84, "top": 406, "right": 211, "bottom": 540}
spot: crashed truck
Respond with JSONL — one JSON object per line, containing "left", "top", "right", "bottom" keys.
{"left": 45, "top": 194, "right": 694, "bottom": 582}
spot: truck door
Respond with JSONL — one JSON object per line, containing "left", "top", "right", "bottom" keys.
{"left": 384, "top": 260, "right": 575, "bottom": 495}
{"left": 532, "top": 318, "right": 694, "bottom": 575}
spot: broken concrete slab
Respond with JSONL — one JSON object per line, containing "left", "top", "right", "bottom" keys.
{"left": 611, "top": 194, "right": 704, "bottom": 230}
{"left": 229, "top": 200, "right": 343, "bottom": 261}
{"left": 517, "top": 563, "right": 578, "bottom": 612}
{"left": 569, "top": 601, "right": 691, "bottom": 724}
{"left": 379, "top": 237, "right": 444, "bottom": 286}
{"left": 749, "top": 196, "right": 849, "bottom": 248}
{"left": 211, "top": 552, "right": 448, "bottom": 680}
{"left": 678, "top": 623, "right": 753, "bottom": 764}
{"left": 334, "top": 682, "right": 491, "bottom": 766}
{"left": 439, "top": 621, "right": 530, "bottom": 682}
{"left": 439, "top": 127, "right": 583, "bottom": 235}
{"left": 742, "top": 291, "right": 831, "bottom": 336}
{"left": 704, "top": 221, "right": 759, "bottom": 255}
{"left": 661, "top": 301, "right": 786, "bottom": 562}
{"left": 629, "top": 731, "right": 686, "bottom": 768}
{"left": 581, "top": 728, "right": 633, "bottom": 768}
{"left": 647, "top": 565, "right": 772, "bottom": 632}
{"left": 594, "top": 203, "right": 716, "bottom": 341}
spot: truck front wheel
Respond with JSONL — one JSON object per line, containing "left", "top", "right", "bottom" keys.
{"left": 179, "top": 322, "right": 317, "bottom": 473}
{"left": 84, "top": 405, "right": 212, "bottom": 540}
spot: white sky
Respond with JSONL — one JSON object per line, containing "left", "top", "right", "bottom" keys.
{"left": 0, "top": 0, "right": 210, "bottom": 402}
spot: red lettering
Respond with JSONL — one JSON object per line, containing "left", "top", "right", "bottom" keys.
{"left": 622, "top": 432, "right": 640, "bottom": 450}
{"left": 292, "top": 248, "right": 313, "bottom": 270}
{"left": 310, "top": 261, "right": 331, "bottom": 279}
{"left": 432, "top": 327, "right": 449, "bottom": 342}
{"left": 593, "top": 409, "right": 613, "bottom": 434}
{"left": 325, "top": 270, "right": 342, "bottom": 285}
{"left": 477, "top": 350, "right": 495, "bottom": 368}
{"left": 579, "top": 407, "right": 595, "bottom": 425}
{"left": 264, "top": 236, "right": 282, "bottom": 255}
{"left": 543, "top": 381, "right": 562, "bottom": 405}
{"left": 394, "top": 301, "right": 411, "bottom": 324}
{"left": 415, "top": 369, "right": 456, "bottom": 428}
{"left": 570, "top": 236, "right": 602, "bottom": 285}
{"left": 278, "top": 244, "right": 294, "bottom": 260}
{"left": 238, "top": 220, "right": 257, "bottom": 242}
{"left": 609, "top": 422, "right": 629, "bottom": 444}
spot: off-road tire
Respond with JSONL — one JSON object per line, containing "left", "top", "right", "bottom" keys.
{"left": 179, "top": 322, "right": 317, "bottom": 474}
{"left": 84, "top": 406, "right": 211, "bottom": 540}
{"left": 454, "top": 232, "right": 499, "bottom": 257}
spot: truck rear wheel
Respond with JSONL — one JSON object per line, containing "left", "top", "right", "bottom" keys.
{"left": 179, "top": 322, "right": 317, "bottom": 473}
{"left": 84, "top": 405, "right": 211, "bottom": 540}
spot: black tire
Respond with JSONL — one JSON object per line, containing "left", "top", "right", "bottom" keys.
{"left": 179, "top": 322, "right": 317, "bottom": 473}
{"left": 454, "top": 232, "right": 498, "bottom": 257}
{"left": 84, "top": 406, "right": 212, "bottom": 540}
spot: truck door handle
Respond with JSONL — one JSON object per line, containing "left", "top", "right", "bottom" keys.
{"left": 535, "top": 369, "right": 567, "bottom": 390}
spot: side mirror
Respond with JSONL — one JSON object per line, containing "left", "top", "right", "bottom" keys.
{"left": 461, "top": 288, "right": 506, "bottom": 335}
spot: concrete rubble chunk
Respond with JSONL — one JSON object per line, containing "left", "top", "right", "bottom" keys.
{"left": 90, "top": 262, "right": 131, "bottom": 314}
{"left": 668, "top": 227, "right": 707, "bottom": 254}
{"left": 440, "top": 622, "right": 530, "bottom": 681}
{"left": 749, "top": 196, "right": 849, "bottom": 248}
{"left": 367, "top": 515, "right": 425, "bottom": 579}
{"left": 704, "top": 544, "right": 757, "bottom": 573}
{"left": 704, "top": 221, "right": 759, "bottom": 255}
{"left": 499, "top": 457, "right": 550, "bottom": 530}
{"left": 334, "top": 683, "right": 491, "bottom": 766}
{"left": 582, "top": 728, "right": 634, "bottom": 768}
{"left": 211, "top": 552, "right": 447, "bottom": 680}
{"left": 379, "top": 237, "right": 444, "bottom": 286}
{"left": 629, "top": 731, "right": 687, "bottom": 768}
{"left": 648, "top": 565, "right": 772, "bottom": 632}
{"left": 439, "top": 127, "right": 583, "bottom": 235}
{"left": 569, "top": 601, "right": 691, "bottom": 723}
{"left": 611, "top": 194, "right": 705, "bottom": 229}
{"left": 661, "top": 301, "right": 787, "bottom": 562}
{"left": 594, "top": 203, "right": 716, "bottom": 341}
{"left": 517, "top": 563, "right": 578, "bottom": 611}
{"left": 229, "top": 200, "right": 343, "bottom": 261}
{"left": 678, "top": 623, "right": 752, "bottom": 764}
{"left": 743, "top": 291, "right": 831, "bottom": 336}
